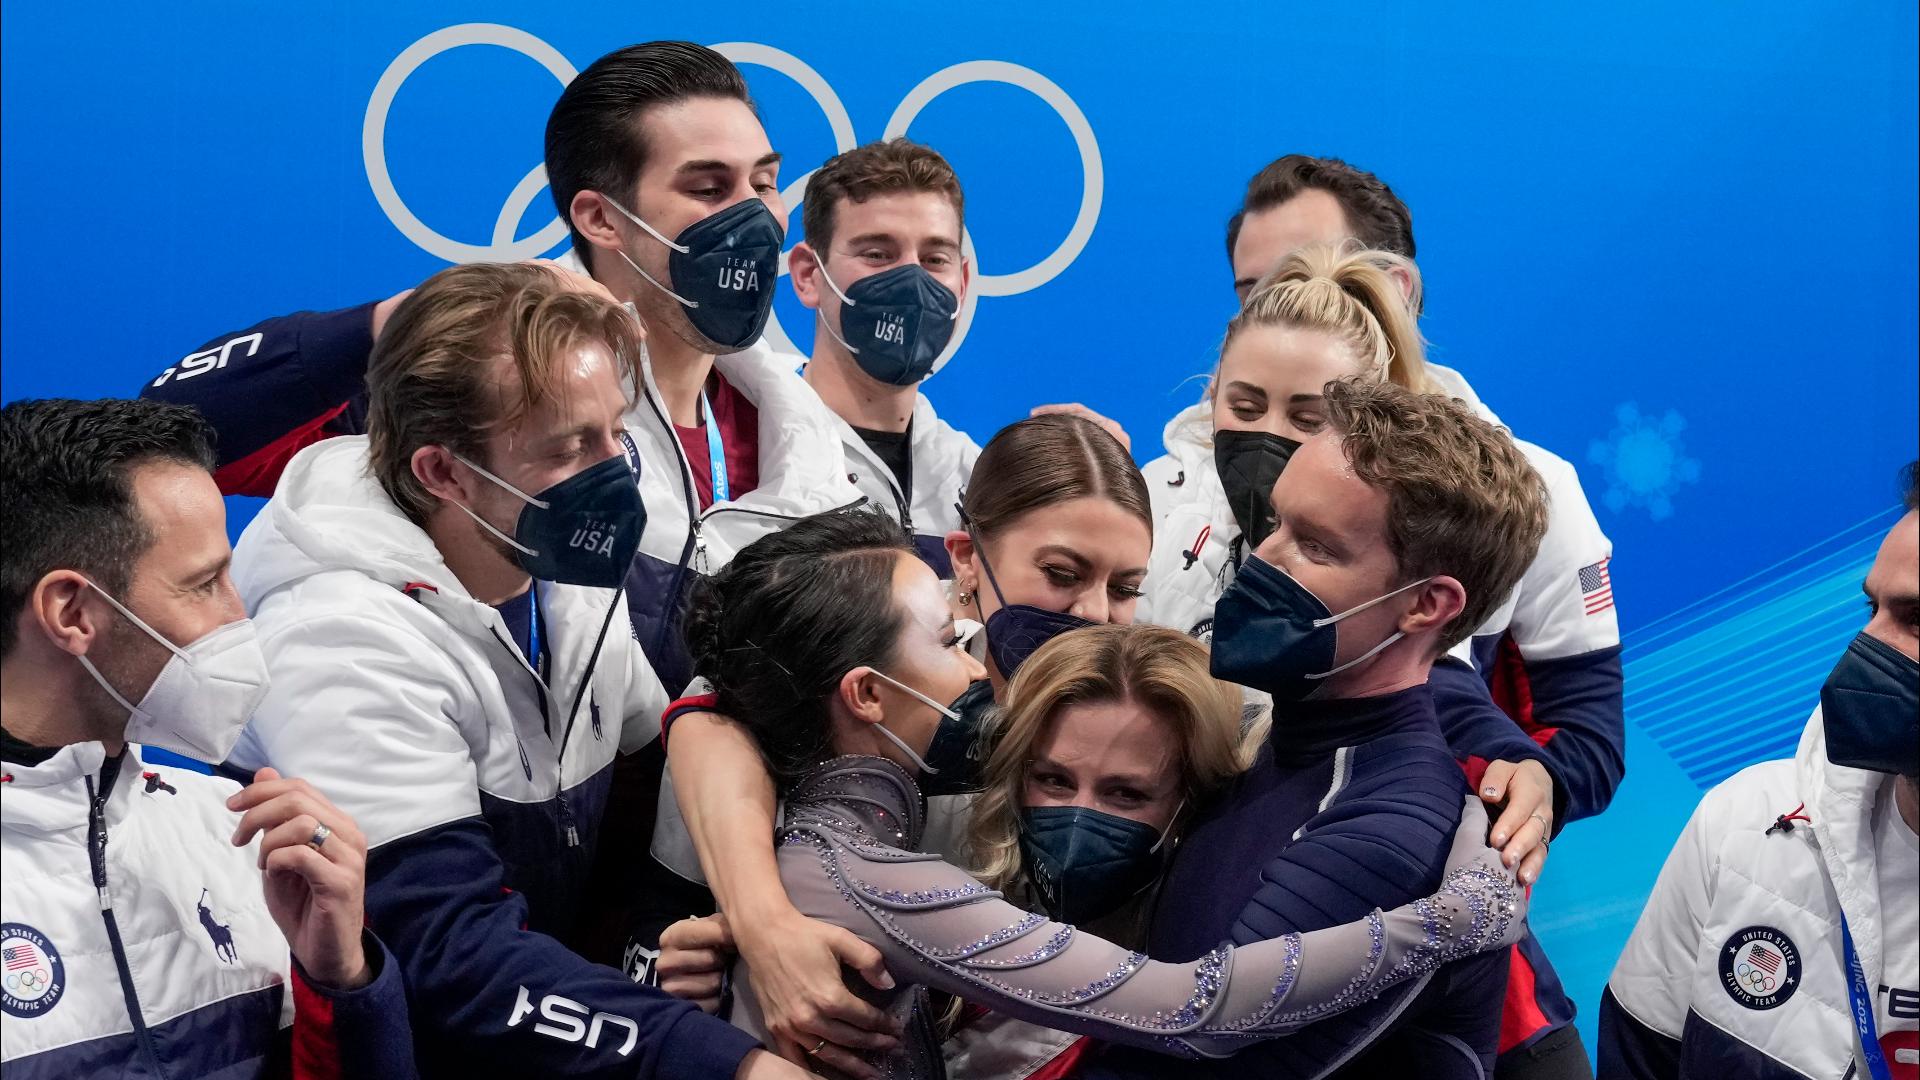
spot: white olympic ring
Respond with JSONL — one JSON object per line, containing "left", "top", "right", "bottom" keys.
{"left": 362, "top": 27, "right": 1101, "bottom": 367}
{"left": 363, "top": 24, "right": 578, "bottom": 264}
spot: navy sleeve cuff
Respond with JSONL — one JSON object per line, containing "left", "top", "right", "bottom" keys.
{"left": 656, "top": 1008, "right": 761, "bottom": 1080}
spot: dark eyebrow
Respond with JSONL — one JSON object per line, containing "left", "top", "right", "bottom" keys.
{"left": 1224, "top": 381, "right": 1268, "bottom": 400}
{"left": 1286, "top": 393, "right": 1326, "bottom": 406}
{"left": 754, "top": 152, "right": 782, "bottom": 170}
{"left": 185, "top": 553, "right": 230, "bottom": 586}
{"left": 842, "top": 231, "right": 900, "bottom": 248}
{"left": 675, "top": 160, "right": 732, "bottom": 176}
{"left": 1033, "top": 544, "right": 1092, "bottom": 570}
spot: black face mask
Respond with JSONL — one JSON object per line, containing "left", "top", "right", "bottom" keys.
{"left": 917, "top": 680, "right": 996, "bottom": 797}
{"left": 609, "top": 196, "right": 785, "bottom": 352}
{"left": 1821, "top": 632, "right": 1919, "bottom": 777}
{"left": 1213, "top": 430, "right": 1301, "bottom": 550}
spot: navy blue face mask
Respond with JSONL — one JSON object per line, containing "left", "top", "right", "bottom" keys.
{"left": 963, "top": 514, "right": 1096, "bottom": 679}
{"left": 1211, "top": 556, "right": 1429, "bottom": 703}
{"left": 1018, "top": 805, "right": 1173, "bottom": 925}
{"left": 916, "top": 680, "right": 996, "bottom": 796}
{"left": 1820, "top": 632, "right": 1919, "bottom": 778}
{"left": 818, "top": 263, "right": 960, "bottom": 386}
{"left": 453, "top": 451, "right": 646, "bottom": 589}
{"left": 1213, "top": 430, "right": 1301, "bottom": 551}
{"left": 609, "top": 196, "right": 785, "bottom": 352}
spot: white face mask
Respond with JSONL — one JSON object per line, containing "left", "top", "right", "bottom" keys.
{"left": 74, "top": 579, "right": 270, "bottom": 763}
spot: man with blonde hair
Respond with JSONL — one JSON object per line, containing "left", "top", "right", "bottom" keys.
{"left": 1088, "top": 377, "right": 1550, "bottom": 1079}
{"left": 225, "top": 262, "right": 813, "bottom": 1079}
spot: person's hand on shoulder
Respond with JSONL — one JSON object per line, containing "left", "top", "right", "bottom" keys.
{"left": 734, "top": 906, "right": 902, "bottom": 1080}
{"left": 228, "top": 767, "right": 373, "bottom": 989}
{"left": 1479, "top": 758, "right": 1554, "bottom": 885}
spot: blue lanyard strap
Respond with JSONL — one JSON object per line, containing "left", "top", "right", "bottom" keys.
{"left": 1843, "top": 916, "right": 1893, "bottom": 1080}
{"left": 702, "top": 389, "right": 730, "bottom": 504}
{"left": 525, "top": 583, "right": 543, "bottom": 680}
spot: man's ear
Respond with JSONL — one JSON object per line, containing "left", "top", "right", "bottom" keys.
{"left": 957, "top": 255, "right": 972, "bottom": 302}
{"left": 1399, "top": 575, "right": 1467, "bottom": 639}
{"left": 1387, "top": 263, "right": 1417, "bottom": 308}
{"left": 412, "top": 445, "right": 472, "bottom": 507}
{"left": 569, "top": 189, "right": 628, "bottom": 266}
{"left": 789, "top": 242, "right": 826, "bottom": 311}
{"left": 31, "top": 570, "right": 106, "bottom": 658}
{"left": 837, "top": 665, "right": 886, "bottom": 724}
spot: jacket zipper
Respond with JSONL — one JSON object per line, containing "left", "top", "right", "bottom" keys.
{"left": 87, "top": 770, "right": 165, "bottom": 1075}
{"left": 638, "top": 383, "right": 703, "bottom": 663}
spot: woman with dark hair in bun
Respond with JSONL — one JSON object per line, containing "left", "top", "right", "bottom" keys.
{"left": 665, "top": 508, "right": 1523, "bottom": 1078}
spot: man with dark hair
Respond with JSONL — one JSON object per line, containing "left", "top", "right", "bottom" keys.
{"left": 134, "top": 45, "right": 901, "bottom": 1060}
{"left": 139, "top": 40, "right": 858, "bottom": 695}
{"left": 1199, "top": 152, "right": 1628, "bottom": 1078}
{"left": 1601, "top": 465, "right": 1919, "bottom": 1079}
{"left": 1227, "top": 153, "right": 1416, "bottom": 296}
{"left": 222, "top": 263, "right": 815, "bottom": 1079}
{"left": 1089, "top": 378, "right": 1550, "bottom": 1079}
{"left": 0, "top": 397, "right": 415, "bottom": 1077}
{"left": 789, "top": 137, "right": 978, "bottom": 573}
{"left": 633, "top": 137, "right": 987, "bottom": 965}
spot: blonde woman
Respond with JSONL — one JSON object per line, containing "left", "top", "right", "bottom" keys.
{"left": 943, "top": 623, "right": 1248, "bottom": 1079}
{"left": 1140, "top": 240, "right": 1624, "bottom": 1073}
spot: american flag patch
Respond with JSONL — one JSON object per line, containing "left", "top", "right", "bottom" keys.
{"left": 3, "top": 943, "right": 40, "bottom": 970}
{"left": 1747, "top": 943, "right": 1782, "bottom": 974}
{"left": 1579, "top": 557, "right": 1614, "bottom": 615}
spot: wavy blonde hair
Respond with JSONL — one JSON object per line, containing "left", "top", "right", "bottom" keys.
{"left": 965, "top": 624, "right": 1246, "bottom": 891}
{"left": 1220, "top": 241, "right": 1433, "bottom": 395}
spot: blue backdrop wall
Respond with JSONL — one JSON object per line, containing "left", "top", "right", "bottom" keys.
{"left": 5, "top": 0, "right": 1916, "bottom": 1055}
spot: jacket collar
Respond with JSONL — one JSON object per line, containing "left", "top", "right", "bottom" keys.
{"left": 1794, "top": 707, "right": 1896, "bottom": 986}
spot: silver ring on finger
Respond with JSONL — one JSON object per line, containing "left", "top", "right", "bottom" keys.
{"left": 806, "top": 1038, "right": 828, "bottom": 1056}
{"left": 307, "top": 822, "right": 332, "bottom": 852}
{"left": 1528, "top": 811, "right": 1549, "bottom": 831}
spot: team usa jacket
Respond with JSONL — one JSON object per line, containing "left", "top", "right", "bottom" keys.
{"left": 224, "top": 436, "right": 762, "bottom": 1079}
{"left": 139, "top": 296, "right": 862, "bottom": 695}
{"left": 0, "top": 742, "right": 416, "bottom": 1078}
{"left": 1136, "top": 363, "right": 1626, "bottom": 1059}
{"left": 1600, "top": 713, "right": 1912, "bottom": 1079}
{"left": 823, "top": 391, "right": 981, "bottom": 578}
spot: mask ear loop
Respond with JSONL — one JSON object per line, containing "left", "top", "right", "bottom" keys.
{"left": 813, "top": 263, "right": 863, "bottom": 355}
{"left": 603, "top": 195, "right": 700, "bottom": 309}
{"left": 1310, "top": 575, "right": 1433, "bottom": 629}
{"left": 1302, "top": 576, "right": 1435, "bottom": 682}
{"left": 73, "top": 578, "right": 189, "bottom": 715}
{"left": 450, "top": 453, "right": 546, "bottom": 558}
{"left": 862, "top": 668, "right": 959, "bottom": 775}
{"left": 955, "top": 502, "right": 1014, "bottom": 613}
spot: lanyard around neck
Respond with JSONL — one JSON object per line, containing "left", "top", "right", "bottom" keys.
{"left": 1842, "top": 917, "right": 1894, "bottom": 1080}
{"left": 702, "top": 389, "right": 730, "bottom": 504}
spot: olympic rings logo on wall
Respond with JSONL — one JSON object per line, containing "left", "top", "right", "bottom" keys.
{"left": 362, "top": 23, "right": 1102, "bottom": 365}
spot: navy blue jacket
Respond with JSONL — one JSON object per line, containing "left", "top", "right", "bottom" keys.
{"left": 1086, "top": 684, "right": 1509, "bottom": 1079}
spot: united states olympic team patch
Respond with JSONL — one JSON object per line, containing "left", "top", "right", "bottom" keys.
{"left": 1, "top": 922, "right": 66, "bottom": 1018}
{"left": 1719, "top": 924, "right": 1802, "bottom": 1010}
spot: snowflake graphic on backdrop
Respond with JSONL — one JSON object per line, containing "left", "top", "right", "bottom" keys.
{"left": 1588, "top": 403, "right": 1701, "bottom": 521}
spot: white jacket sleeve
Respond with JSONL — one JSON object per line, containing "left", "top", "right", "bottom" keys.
{"left": 1606, "top": 794, "right": 1720, "bottom": 1042}
{"left": 245, "top": 607, "right": 481, "bottom": 849}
